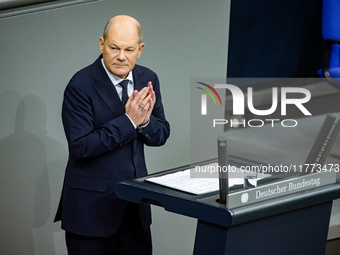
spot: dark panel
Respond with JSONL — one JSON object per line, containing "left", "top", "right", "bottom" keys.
{"left": 227, "top": 0, "right": 323, "bottom": 78}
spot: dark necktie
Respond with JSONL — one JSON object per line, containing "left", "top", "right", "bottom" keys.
{"left": 119, "top": 80, "right": 129, "bottom": 105}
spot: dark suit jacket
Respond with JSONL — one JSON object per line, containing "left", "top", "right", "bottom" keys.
{"left": 54, "top": 55, "right": 170, "bottom": 237}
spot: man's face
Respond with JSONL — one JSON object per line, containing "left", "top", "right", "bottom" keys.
{"left": 99, "top": 24, "right": 144, "bottom": 79}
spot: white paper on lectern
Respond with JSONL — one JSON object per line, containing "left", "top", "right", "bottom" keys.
{"left": 146, "top": 169, "right": 270, "bottom": 195}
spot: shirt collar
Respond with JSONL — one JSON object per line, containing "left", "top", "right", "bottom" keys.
{"left": 100, "top": 58, "right": 133, "bottom": 85}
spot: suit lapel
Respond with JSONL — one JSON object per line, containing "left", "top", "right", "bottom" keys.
{"left": 133, "top": 65, "right": 148, "bottom": 91}
{"left": 92, "top": 57, "right": 124, "bottom": 115}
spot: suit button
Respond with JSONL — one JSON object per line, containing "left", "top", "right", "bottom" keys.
{"left": 133, "top": 154, "right": 136, "bottom": 158}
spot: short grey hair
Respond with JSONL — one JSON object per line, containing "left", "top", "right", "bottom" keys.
{"left": 103, "top": 17, "right": 143, "bottom": 44}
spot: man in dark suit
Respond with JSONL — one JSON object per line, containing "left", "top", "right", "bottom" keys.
{"left": 54, "top": 15, "right": 170, "bottom": 255}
